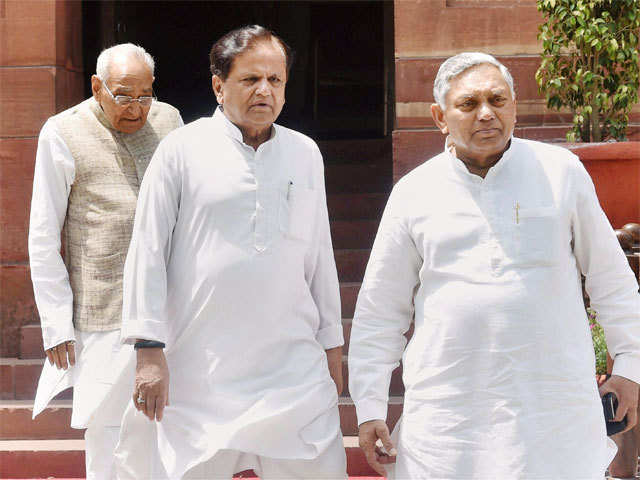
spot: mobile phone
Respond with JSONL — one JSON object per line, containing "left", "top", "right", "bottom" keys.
{"left": 602, "top": 392, "right": 628, "bottom": 436}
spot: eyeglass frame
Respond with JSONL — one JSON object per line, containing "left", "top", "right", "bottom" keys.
{"left": 101, "top": 80, "right": 156, "bottom": 107}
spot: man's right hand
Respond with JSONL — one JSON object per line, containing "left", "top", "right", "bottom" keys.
{"left": 45, "top": 341, "right": 76, "bottom": 370}
{"left": 358, "top": 419, "right": 397, "bottom": 477}
{"left": 134, "top": 347, "right": 170, "bottom": 422}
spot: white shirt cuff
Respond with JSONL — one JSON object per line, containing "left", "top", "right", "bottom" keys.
{"left": 355, "top": 397, "right": 389, "bottom": 426}
{"left": 316, "top": 323, "right": 344, "bottom": 350}
{"left": 120, "top": 319, "right": 167, "bottom": 346}
{"left": 41, "top": 317, "right": 75, "bottom": 350}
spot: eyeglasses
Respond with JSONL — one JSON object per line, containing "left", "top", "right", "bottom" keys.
{"left": 102, "top": 82, "right": 155, "bottom": 107}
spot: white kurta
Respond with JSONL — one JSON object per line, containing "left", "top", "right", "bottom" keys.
{"left": 116, "top": 109, "right": 343, "bottom": 479}
{"left": 349, "top": 138, "right": 640, "bottom": 479}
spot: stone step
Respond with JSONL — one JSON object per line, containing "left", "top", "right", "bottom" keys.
{"left": 0, "top": 398, "right": 404, "bottom": 440}
{"left": 325, "top": 163, "right": 392, "bottom": 194}
{"left": 335, "top": 249, "right": 370, "bottom": 283}
{"left": 331, "top": 220, "right": 379, "bottom": 249}
{"left": 0, "top": 358, "right": 71, "bottom": 401}
{"left": 19, "top": 324, "right": 44, "bottom": 360}
{"left": 0, "top": 439, "right": 85, "bottom": 478}
{"left": 327, "top": 193, "right": 388, "bottom": 220}
{"left": 0, "top": 401, "right": 81, "bottom": 441}
{"left": 340, "top": 283, "right": 360, "bottom": 319}
{"left": 0, "top": 437, "right": 382, "bottom": 478}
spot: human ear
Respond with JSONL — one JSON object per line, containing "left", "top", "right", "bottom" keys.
{"left": 90, "top": 75, "right": 102, "bottom": 101}
{"left": 212, "top": 75, "right": 224, "bottom": 105}
{"left": 431, "top": 103, "right": 449, "bottom": 134}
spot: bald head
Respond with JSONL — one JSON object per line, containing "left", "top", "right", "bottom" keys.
{"left": 96, "top": 43, "right": 155, "bottom": 84}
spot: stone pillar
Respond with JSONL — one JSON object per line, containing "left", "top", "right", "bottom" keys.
{"left": 0, "top": 0, "right": 84, "bottom": 356}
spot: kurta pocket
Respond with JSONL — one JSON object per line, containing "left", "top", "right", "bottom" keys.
{"left": 513, "top": 207, "right": 561, "bottom": 266}
{"left": 279, "top": 184, "right": 317, "bottom": 242}
{"left": 74, "top": 252, "right": 125, "bottom": 328}
{"left": 79, "top": 252, "right": 124, "bottom": 289}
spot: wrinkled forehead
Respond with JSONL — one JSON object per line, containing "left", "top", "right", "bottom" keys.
{"left": 107, "top": 55, "right": 153, "bottom": 84}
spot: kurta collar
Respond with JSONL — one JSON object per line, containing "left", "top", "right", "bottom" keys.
{"left": 212, "top": 107, "right": 277, "bottom": 148}
{"left": 445, "top": 135, "right": 516, "bottom": 184}
{"left": 88, "top": 97, "right": 118, "bottom": 131}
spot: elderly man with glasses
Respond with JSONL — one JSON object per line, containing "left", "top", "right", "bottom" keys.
{"left": 29, "top": 43, "right": 182, "bottom": 480}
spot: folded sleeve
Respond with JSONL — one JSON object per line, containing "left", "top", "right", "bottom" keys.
{"left": 121, "top": 136, "right": 181, "bottom": 346}
{"left": 570, "top": 160, "right": 640, "bottom": 385}
{"left": 348, "top": 184, "right": 422, "bottom": 424}
{"left": 28, "top": 120, "right": 76, "bottom": 350}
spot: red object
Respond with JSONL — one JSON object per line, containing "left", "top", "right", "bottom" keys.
{"left": 565, "top": 142, "right": 640, "bottom": 229}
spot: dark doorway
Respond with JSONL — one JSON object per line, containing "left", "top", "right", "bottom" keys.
{"left": 82, "top": 1, "right": 394, "bottom": 140}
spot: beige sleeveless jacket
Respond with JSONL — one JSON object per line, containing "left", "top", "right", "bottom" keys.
{"left": 55, "top": 98, "right": 181, "bottom": 331}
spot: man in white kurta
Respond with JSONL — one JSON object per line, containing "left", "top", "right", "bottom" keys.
{"left": 29, "top": 44, "right": 182, "bottom": 480}
{"left": 348, "top": 53, "right": 640, "bottom": 479}
{"left": 116, "top": 26, "right": 346, "bottom": 479}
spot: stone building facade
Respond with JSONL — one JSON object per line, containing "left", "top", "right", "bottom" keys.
{"left": 1, "top": 0, "right": 639, "bottom": 357}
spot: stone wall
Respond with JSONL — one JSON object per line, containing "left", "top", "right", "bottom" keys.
{"left": 0, "top": 0, "right": 84, "bottom": 356}
{"left": 392, "top": 0, "right": 640, "bottom": 182}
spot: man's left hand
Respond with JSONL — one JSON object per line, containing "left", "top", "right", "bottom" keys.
{"left": 599, "top": 374, "right": 639, "bottom": 433}
{"left": 134, "top": 347, "right": 170, "bottom": 422}
{"left": 325, "top": 346, "right": 343, "bottom": 395}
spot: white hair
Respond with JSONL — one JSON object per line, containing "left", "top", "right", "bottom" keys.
{"left": 95, "top": 43, "right": 155, "bottom": 83}
{"left": 433, "top": 52, "right": 515, "bottom": 108}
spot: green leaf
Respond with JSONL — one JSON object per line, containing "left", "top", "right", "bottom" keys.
{"left": 536, "top": 0, "right": 639, "bottom": 140}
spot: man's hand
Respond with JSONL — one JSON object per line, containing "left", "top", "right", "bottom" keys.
{"left": 45, "top": 341, "right": 76, "bottom": 370}
{"left": 134, "top": 347, "right": 170, "bottom": 421}
{"left": 358, "top": 419, "right": 397, "bottom": 477}
{"left": 325, "top": 346, "right": 343, "bottom": 395}
{"left": 599, "top": 374, "right": 639, "bottom": 433}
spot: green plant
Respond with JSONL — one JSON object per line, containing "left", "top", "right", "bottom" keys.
{"left": 588, "top": 308, "right": 608, "bottom": 375}
{"left": 536, "top": 0, "right": 640, "bottom": 142}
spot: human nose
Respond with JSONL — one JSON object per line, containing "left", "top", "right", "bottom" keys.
{"left": 477, "top": 102, "right": 495, "bottom": 121}
{"left": 125, "top": 101, "right": 143, "bottom": 114}
{"left": 255, "top": 78, "right": 270, "bottom": 96}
